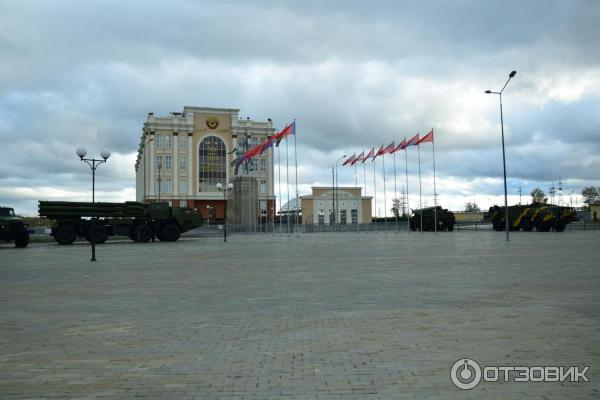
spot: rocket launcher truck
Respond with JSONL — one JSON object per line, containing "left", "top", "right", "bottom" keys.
{"left": 38, "top": 201, "right": 203, "bottom": 244}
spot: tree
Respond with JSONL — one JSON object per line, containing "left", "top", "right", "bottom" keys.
{"left": 465, "top": 202, "right": 481, "bottom": 212}
{"left": 391, "top": 198, "right": 408, "bottom": 219}
{"left": 531, "top": 188, "right": 547, "bottom": 204}
{"left": 582, "top": 186, "right": 600, "bottom": 205}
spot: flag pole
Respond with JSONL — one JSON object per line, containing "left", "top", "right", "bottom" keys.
{"left": 293, "top": 120, "right": 299, "bottom": 237}
{"left": 432, "top": 129, "right": 437, "bottom": 233}
{"left": 383, "top": 151, "right": 387, "bottom": 231}
{"left": 418, "top": 138, "right": 423, "bottom": 233}
{"left": 404, "top": 147, "right": 410, "bottom": 234}
{"left": 278, "top": 139, "right": 282, "bottom": 234}
{"left": 393, "top": 150, "right": 398, "bottom": 232}
{"left": 373, "top": 158, "right": 377, "bottom": 221}
{"left": 354, "top": 163, "right": 357, "bottom": 188}
{"left": 286, "top": 133, "right": 290, "bottom": 236}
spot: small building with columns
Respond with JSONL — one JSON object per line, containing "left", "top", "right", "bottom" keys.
{"left": 135, "top": 106, "right": 275, "bottom": 222}
{"left": 300, "top": 187, "right": 372, "bottom": 225}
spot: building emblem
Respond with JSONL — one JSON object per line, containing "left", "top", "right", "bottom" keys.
{"left": 206, "top": 116, "right": 219, "bottom": 129}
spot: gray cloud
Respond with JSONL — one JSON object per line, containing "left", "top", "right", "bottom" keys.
{"left": 1, "top": 0, "right": 599, "bottom": 214}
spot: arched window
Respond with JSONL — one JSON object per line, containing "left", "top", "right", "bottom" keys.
{"left": 198, "top": 136, "right": 226, "bottom": 192}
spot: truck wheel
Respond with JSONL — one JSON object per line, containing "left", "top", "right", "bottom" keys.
{"left": 555, "top": 222, "right": 566, "bottom": 232}
{"left": 160, "top": 222, "right": 181, "bottom": 242}
{"left": 521, "top": 220, "right": 533, "bottom": 231}
{"left": 492, "top": 220, "right": 503, "bottom": 231}
{"left": 86, "top": 224, "right": 108, "bottom": 244}
{"left": 15, "top": 233, "right": 29, "bottom": 248}
{"left": 447, "top": 224, "right": 454, "bottom": 232}
{"left": 133, "top": 224, "right": 153, "bottom": 242}
{"left": 54, "top": 225, "right": 76, "bottom": 245}
{"left": 535, "top": 222, "right": 551, "bottom": 232}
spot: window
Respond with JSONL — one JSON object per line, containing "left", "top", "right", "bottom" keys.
{"left": 164, "top": 135, "right": 172, "bottom": 151}
{"left": 179, "top": 135, "right": 187, "bottom": 151}
{"left": 165, "top": 177, "right": 171, "bottom": 193}
{"left": 179, "top": 200, "right": 187, "bottom": 208}
{"left": 155, "top": 136, "right": 162, "bottom": 149}
{"left": 180, "top": 156, "right": 186, "bottom": 170}
{"left": 318, "top": 210, "right": 325, "bottom": 225}
{"left": 260, "top": 158, "right": 267, "bottom": 172}
{"left": 156, "top": 155, "right": 162, "bottom": 169}
{"left": 260, "top": 179, "right": 267, "bottom": 194}
{"left": 156, "top": 177, "right": 162, "bottom": 193}
{"left": 340, "top": 210, "right": 347, "bottom": 225}
{"left": 251, "top": 136, "right": 259, "bottom": 145}
{"left": 165, "top": 155, "right": 171, "bottom": 170}
{"left": 198, "top": 136, "right": 226, "bottom": 192}
{"left": 179, "top": 177, "right": 187, "bottom": 193}
{"left": 260, "top": 200, "right": 267, "bottom": 215}
{"left": 329, "top": 209, "right": 335, "bottom": 225}
{"left": 351, "top": 209, "right": 358, "bottom": 224}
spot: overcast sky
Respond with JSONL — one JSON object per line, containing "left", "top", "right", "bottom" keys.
{"left": 1, "top": 0, "right": 599, "bottom": 215}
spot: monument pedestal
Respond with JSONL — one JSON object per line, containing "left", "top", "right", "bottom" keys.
{"left": 227, "top": 176, "right": 259, "bottom": 226}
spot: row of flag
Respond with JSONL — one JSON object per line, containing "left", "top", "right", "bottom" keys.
{"left": 342, "top": 130, "right": 433, "bottom": 166}
{"left": 241, "top": 120, "right": 296, "bottom": 163}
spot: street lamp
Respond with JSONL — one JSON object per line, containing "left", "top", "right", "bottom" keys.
{"left": 485, "top": 70, "right": 517, "bottom": 241}
{"left": 334, "top": 155, "right": 347, "bottom": 229}
{"left": 216, "top": 182, "right": 234, "bottom": 242}
{"left": 77, "top": 147, "right": 110, "bottom": 261}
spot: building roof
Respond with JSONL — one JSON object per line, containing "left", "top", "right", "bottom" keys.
{"left": 279, "top": 197, "right": 301, "bottom": 213}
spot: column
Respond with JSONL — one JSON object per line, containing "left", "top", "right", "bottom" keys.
{"left": 188, "top": 132, "right": 193, "bottom": 196}
{"left": 149, "top": 132, "right": 155, "bottom": 197}
{"left": 173, "top": 133, "right": 178, "bottom": 196}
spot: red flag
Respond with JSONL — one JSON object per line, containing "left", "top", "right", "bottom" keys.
{"left": 343, "top": 153, "right": 356, "bottom": 166}
{"left": 383, "top": 142, "right": 395, "bottom": 154}
{"left": 394, "top": 138, "right": 407, "bottom": 152}
{"left": 242, "top": 143, "right": 263, "bottom": 162}
{"left": 362, "top": 148, "right": 374, "bottom": 163}
{"left": 258, "top": 136, "right": 275, "bottom": 155}
{"left": 373, "top": 145, "right": 385, "bottom": 160}
{"left": 404, "top": 133, "right": 420, "bottom": 148}
{"left": 351, "top": 151, "right": 364, "bottom": 165}
{"left": 417, "top": 129, "right": 433, "bottom": 144}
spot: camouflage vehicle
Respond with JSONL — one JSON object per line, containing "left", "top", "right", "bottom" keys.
{"left": 487, "top": 204, "right": 577, "bottom": 232}
{"left": 39, "top": 201, "right": 203, "bottom": 245}
{"left": 410, "top": 206, "right": 455, "bottom": 231}
{"left": 0, "top": 207, "right": 31, "bottom": 248}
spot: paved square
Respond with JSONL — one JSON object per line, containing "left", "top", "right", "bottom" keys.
{"left": 1, "top": 231, "right": 599, "bottom": 399}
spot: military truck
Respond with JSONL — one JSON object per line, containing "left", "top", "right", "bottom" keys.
{"left": 487, "top": 204, "right": 577, "bottom": 232}
{"left": 410, "top": 206, "right": 455, "bottom": 231}
{"left": 0, "top": 207, "right": 31, "bottom": 248}
{"left": 38, "top": 201, "right": 202, "bottom": 245}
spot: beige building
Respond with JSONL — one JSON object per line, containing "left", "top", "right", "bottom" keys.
{"left": 301, "top": 187, "right": 372, "bottom": 225}
{"left": 135, "top": 106, "right": 276, "bottom": 221}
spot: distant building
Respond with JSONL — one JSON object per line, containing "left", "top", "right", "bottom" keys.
{"left": 300, "top": 187, "right": 372, "bottom": 225}
{"left": 135, "top": 107, "right": 275, "bottom": 221}
{"left": 453, "top": 211, "right": 485, "bottom": 223}
{"left": 590, "top": 203, "right": 600, "bottom": 221}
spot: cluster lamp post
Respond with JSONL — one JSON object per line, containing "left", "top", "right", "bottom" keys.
{"left": 216, "top": 182, "right": 234, "bottom": 242}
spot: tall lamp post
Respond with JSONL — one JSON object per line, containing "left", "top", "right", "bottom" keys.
{"left": 216, "top": 182, "right": 234, "bottom": 242}
{"left": 486, "top": 70, "right": 517, "bottom": 242}
{"left": 334, "top": 155, "right": 347, "bottom": 229}
{"left": 77, "top": 147, "right": 110, "bottom": 261}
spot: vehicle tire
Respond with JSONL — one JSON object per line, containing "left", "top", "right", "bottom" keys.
{"left": 492, "top": 220, "right": 503, "bottom": 231}
{"left": 160, "top": 222, "right": 181, "bottom": 242}
{"left": 54, "top": 225, "right": 76, "bottom": 245}
{"left": 555, "top": 222, "right": 566, "bottom": 232}
{"left": 15, "top": 233, "right": 29, "bottom": 248}
{"left": 447, "top": 224, "right": 454, "bottom": 232}
{"left": 535, "top": 222, "right": 551, "bottom": 232}
{"left": 86, "top": 224, "right": 108, "bottom": 244}
{"left": 521, "top": 220, "right": 533, "bottom": 231}
{"left": 132, "top": 224, "right": 153, "bottom": 242}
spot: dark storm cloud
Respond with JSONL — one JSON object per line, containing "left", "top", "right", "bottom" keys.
{"left": 1, "top": 0, "right": 599, "bottom": 214}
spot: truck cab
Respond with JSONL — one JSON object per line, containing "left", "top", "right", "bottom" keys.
{"left": 0, "top": 207, "right": 31, "bottom": 248}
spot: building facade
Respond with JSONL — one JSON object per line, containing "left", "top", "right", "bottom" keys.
{"left": 135, "top": 107, "right": 275, "bottom": 221}
{"left": 300, "top": 187, "right": 372, "bottom": 225}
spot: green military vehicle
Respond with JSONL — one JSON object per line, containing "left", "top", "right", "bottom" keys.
{"left": 487, "top": 204, "right": 577, "bottom": 232}
{"left": 39, "top": 201, "right": 203, "bottom": 245}
{"left": 410, "top": 206, "right": 455, "bottom": 231}
{"left": 0, "top": 207, "right": 31, "bottom": 248}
